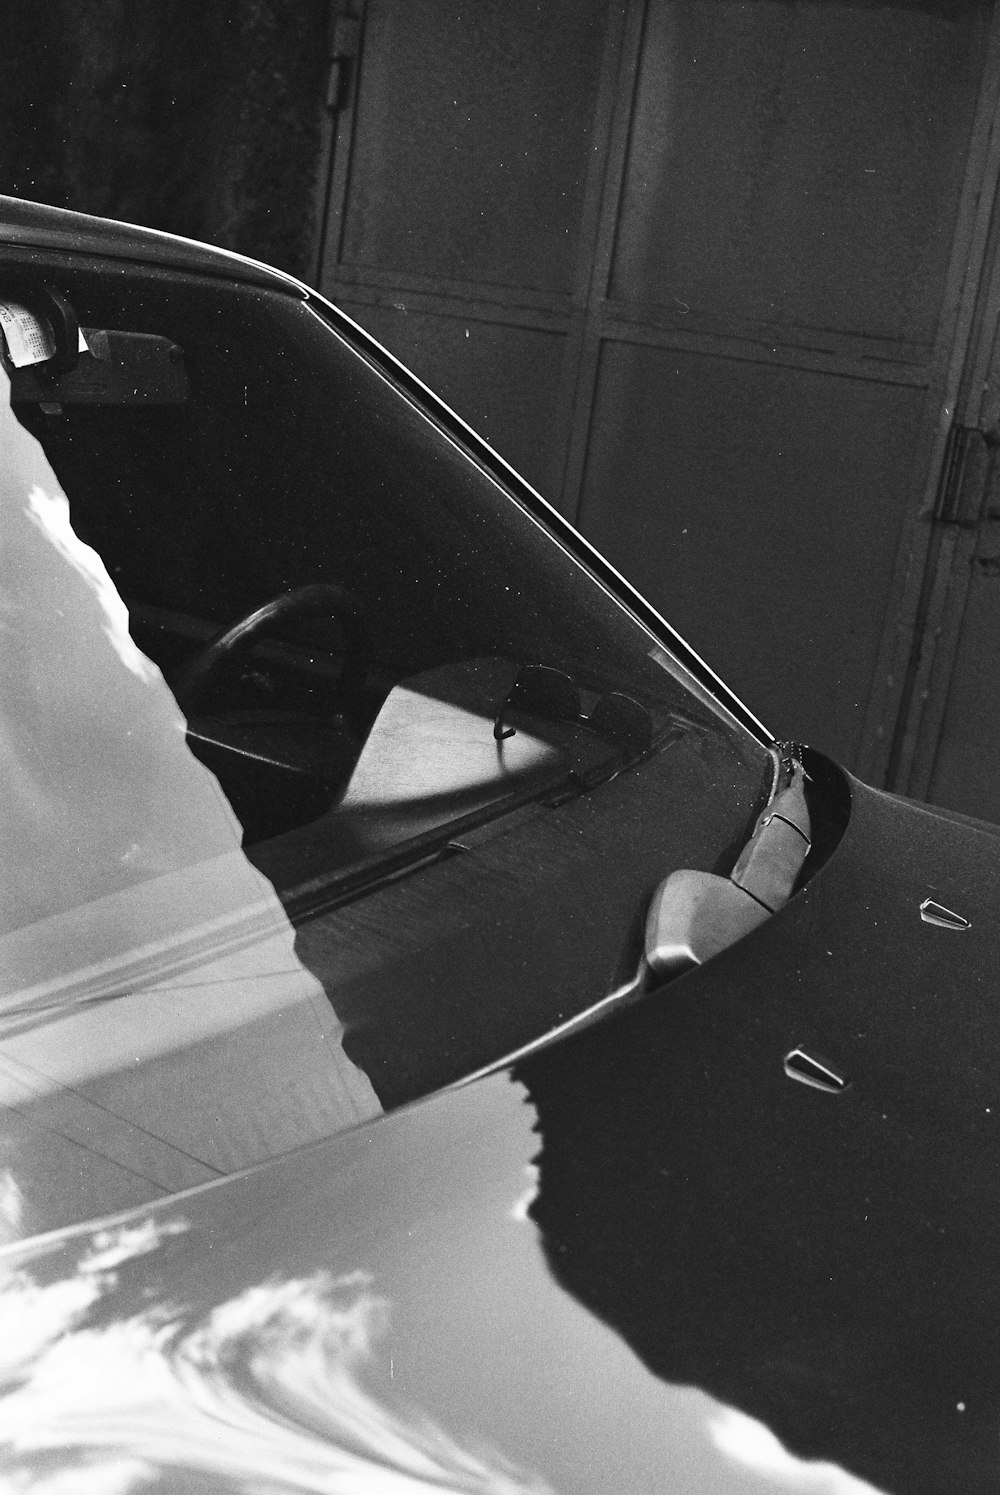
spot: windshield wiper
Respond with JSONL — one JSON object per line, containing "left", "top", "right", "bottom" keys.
{"left": 251, "top": 756, "right": 580, "bottom": 923}
{"left": 252, "top": 665, "right": 669, "bottom": 922}
{"left": 453, "top": 747, "right": 812, "bottom": 1084}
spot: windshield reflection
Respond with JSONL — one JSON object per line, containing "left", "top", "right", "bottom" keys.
{"left": 0, "top": 369, "right": 380, "bottom": 1242}
{"left": 0, "top": 1224, "right": 555, "bottom": 1495}
{"left": 0, "top": 1073, "right": 882, "bottom": 1495}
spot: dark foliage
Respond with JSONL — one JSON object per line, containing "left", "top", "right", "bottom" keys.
{"left": 0, "top": 0, "right": 328, "bottom": 278}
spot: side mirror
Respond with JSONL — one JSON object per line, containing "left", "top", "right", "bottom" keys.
{"left": 644, "top": 868, "right": 771, "bottom": 978}
{"left": 644, "top": 760, "right": 811, "bottom": 981}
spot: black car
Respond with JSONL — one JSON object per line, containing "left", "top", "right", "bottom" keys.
{"left": 0, "top": 197, "right": 998, "bottom": 1495}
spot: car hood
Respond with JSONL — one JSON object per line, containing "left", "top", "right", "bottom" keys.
{"left": 1, "top": 766, "right": 999, "bottom": 1495}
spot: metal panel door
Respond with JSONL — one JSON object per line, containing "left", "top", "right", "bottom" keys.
{"left": 317, "top": 0, "right": 1000, "bottom": 783}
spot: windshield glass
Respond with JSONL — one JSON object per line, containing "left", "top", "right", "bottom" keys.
{"left": 0, "top": 260, "right": 769, "bottom": 1241}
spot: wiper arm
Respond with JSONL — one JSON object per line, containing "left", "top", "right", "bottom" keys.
{"left": 453, "top": 747, "right": 812, "bottom": 1085}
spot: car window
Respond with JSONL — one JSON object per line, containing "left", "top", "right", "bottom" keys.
{"left": 0, "top": 262, "right": 770, "bottom": 1241}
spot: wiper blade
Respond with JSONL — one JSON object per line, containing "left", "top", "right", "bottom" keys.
{"left": 251, "top": 759, "right": 576, "bottom": 923}
{"left": 253, "top": 677, "right": 695, "bottom": 925}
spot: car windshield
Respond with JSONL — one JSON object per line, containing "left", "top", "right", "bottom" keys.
{"left": 0, "top": 258, "right": 770, "bottom": 1241}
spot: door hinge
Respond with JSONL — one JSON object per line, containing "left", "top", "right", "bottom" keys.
{"left": 326, "top": 8, "right": 361, "bottom": 112}
{"left": 932, "top": 421, "right": 994, "bottom": 528}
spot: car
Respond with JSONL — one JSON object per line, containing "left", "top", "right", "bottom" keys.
{"left": 0, "top": 195, "right": 998, "bottom": 1495}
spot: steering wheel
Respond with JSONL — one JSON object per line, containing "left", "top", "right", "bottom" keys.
{"left": 173, "top": 583, "right": 369, "bottom": 721}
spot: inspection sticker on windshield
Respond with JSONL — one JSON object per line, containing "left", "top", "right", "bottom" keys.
{"left": 0, "top": 300, "right": 88, "bottom": 367}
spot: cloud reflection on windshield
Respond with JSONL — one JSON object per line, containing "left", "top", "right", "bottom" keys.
{"left": 0, "top": 1219, "right": 553, "bottom": 1495}
{"left": 0, "top": 364, "right": 380, "bottom": 1244}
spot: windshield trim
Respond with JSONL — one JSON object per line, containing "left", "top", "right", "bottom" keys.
{"left": 300, "top": 294, "right": 775, "bottom": 750}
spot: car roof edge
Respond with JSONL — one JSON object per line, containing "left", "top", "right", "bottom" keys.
{"left": 0, "top": 195, "right": 303, "bottom": 293}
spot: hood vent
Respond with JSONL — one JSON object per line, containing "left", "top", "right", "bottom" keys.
{"left": 783, "top": 1047, "right": 849, "bottom": 1094}
{"left": 919, "top": 898, "right": 970, "bottom": 930}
